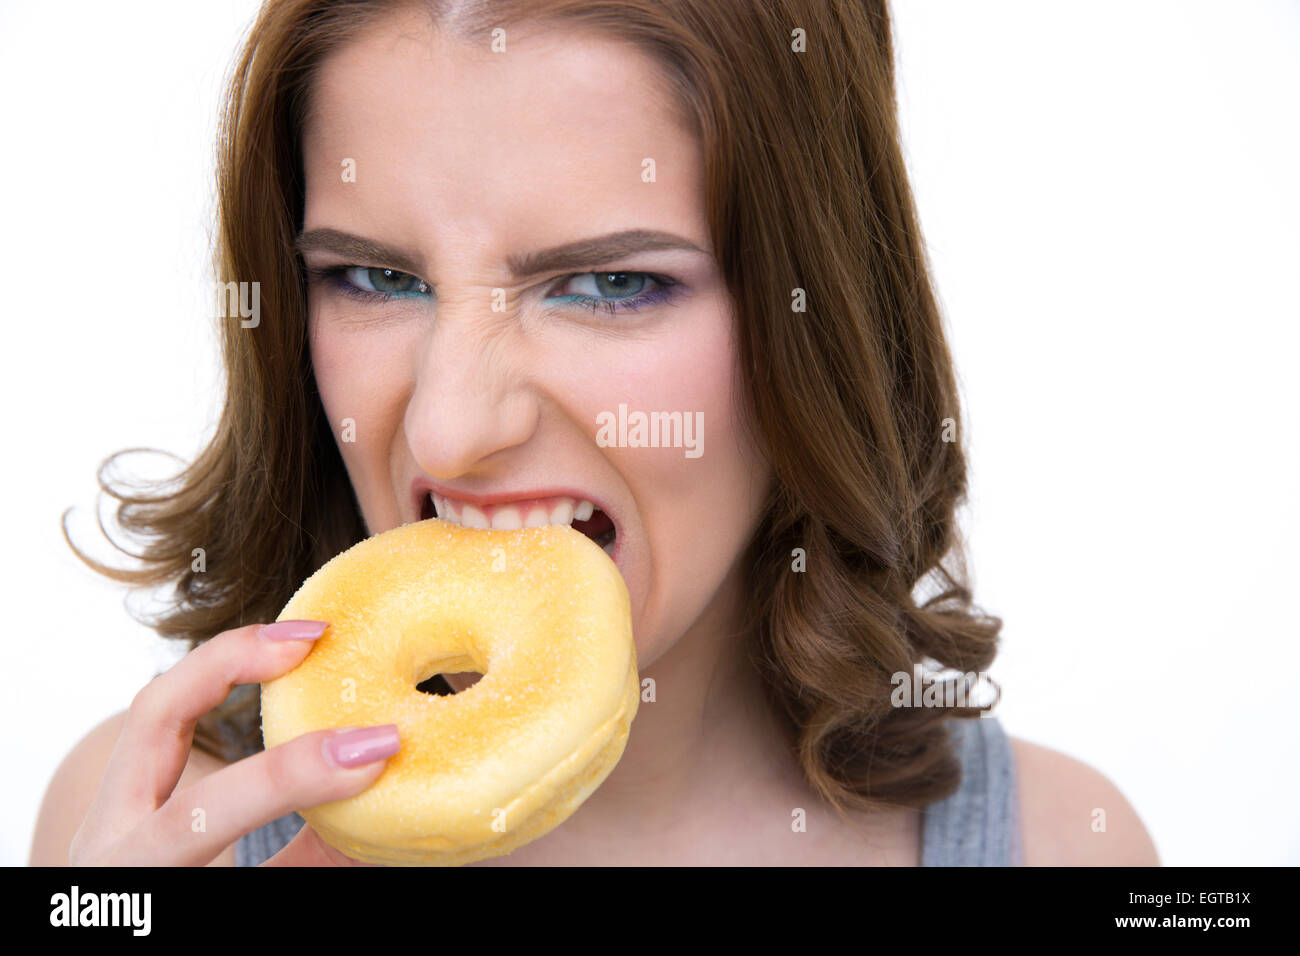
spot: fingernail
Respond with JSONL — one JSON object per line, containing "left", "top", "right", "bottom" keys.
{"left": 324, "top": 726, "right": 401, "bottom": 768}
{"left": 260, "top": 620, "right": 329, "bottom": 641}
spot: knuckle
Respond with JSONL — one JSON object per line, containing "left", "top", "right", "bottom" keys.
{"left": 127, "top": 676, "right": 163, "bottom": 726}
{"left": 206, "top": 623, "right": 280, "bottom": 685}
{"left": 128, "top": 681, "right": 187, "bottom": 744}
{"left": 189, "top": 631, "right": 230, "bottom": 673}
{"left": 260, "top": 739, "right": 313, "bottom": 803}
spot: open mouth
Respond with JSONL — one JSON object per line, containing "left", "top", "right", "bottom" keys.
{"left": 420, "top": 492, "right": 617, "bottom": 557}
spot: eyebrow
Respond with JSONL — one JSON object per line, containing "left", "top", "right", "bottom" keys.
{"left": 295, "top": 229, "right": 422, "bottom": 275}
{"left": 294, "top": 227, "right": 707, "bottom": 280}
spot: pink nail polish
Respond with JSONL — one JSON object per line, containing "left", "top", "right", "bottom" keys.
{"left": 324, "top": 726, "right": 401, "bottom": 768}
{"left": 260, "top": 620, "right": 329, "bottom": 641}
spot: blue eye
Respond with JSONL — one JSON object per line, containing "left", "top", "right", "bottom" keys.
{"left": 306, "top": 265, "right": 431, "bottom": 301}
{"left": 547, "top": 271, "right": 678, "bottom": 314}
{"left": 305, "top": 264, "right": 678, "bottom": 314}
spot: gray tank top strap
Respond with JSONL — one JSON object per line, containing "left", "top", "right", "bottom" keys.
{"left": 236, "top": 808, "right": 305, "bottom": 866}
{"left": 236, "top": 714, "right": 1023, "bottom": 866}
{"left": 920, "top": 714, "right": 1023, "bottom": 866}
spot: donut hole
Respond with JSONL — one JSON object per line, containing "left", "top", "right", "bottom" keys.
{"left": 416, "top": 672, "right": 485, "bottom": 695}
{"left": 415, "top": 653, "right": 485, "bottom": 696}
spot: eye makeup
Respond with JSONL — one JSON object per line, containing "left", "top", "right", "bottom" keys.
{"left": 305, "top": 264, "right": 681, "bottom": 316}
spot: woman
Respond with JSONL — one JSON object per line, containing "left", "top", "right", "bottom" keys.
{"left": 32, "top": 0, "right": 1157, "bottom": 865}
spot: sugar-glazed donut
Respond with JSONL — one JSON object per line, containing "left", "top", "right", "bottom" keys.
{"left": 259, "top": 518, "right": 639, "bottom": 866}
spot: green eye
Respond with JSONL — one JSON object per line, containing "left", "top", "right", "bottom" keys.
{"left": 344, "top": 266, "right": 431, "bottom": 297}
{"left": 546, "top": 271, "right": 676, "bottom": 315}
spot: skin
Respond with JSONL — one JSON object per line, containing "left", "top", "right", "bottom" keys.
{"left": 299, "top": 13, "right": 915, "bottom": 864}
{"left": 29, "top": 11, "right": 1159, "bottom": 867}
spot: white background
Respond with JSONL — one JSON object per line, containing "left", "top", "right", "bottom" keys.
{"left": 1, "top": 0, "right": 1296, "bottom": 866}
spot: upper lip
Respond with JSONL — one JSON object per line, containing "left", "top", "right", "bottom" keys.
{"left": 410, "top": 477, "right": 615, "bottom": 528}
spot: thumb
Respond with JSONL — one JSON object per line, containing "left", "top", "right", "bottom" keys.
{"left": 260, "top": 824, "right": 381, "bottom": 867}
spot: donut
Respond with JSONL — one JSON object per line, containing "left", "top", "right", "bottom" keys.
{"left": 259, "top": 517, "right": 639, "bottom": 866}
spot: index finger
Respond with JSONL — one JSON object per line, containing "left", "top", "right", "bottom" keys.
{"left": 94, "top": 621, "right": 328, "bottom": 823}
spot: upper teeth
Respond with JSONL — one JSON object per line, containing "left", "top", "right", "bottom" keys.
{"left": 431, "top": 493, "right": 597, "bottom": 532}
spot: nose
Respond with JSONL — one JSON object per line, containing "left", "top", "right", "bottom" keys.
{"left": 404, "top": 296, "right": 540, "bottom": 479}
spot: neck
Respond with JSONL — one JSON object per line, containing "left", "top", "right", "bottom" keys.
{"left": 455, "top": 558, "right": 922, "bottom": 864}
{"left": 557, "top": 560, "right": 807, "bottom": 839}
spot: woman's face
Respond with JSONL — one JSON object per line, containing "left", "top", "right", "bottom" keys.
{"left": 300, "top": 12, "right": 770, "bottom": 671}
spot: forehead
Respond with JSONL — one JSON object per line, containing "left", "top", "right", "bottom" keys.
{"left": 301, "top": 9, "right": 706, "bottom": 262}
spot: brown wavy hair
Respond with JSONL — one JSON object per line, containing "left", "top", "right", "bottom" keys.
{"left": 67, "top": 0, "right": 1001, "bottom": 816}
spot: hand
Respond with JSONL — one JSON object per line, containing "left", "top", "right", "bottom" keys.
{"left": 68, "top": 621, "right": 399, "bottom": 866}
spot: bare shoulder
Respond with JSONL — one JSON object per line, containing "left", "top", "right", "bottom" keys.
{"left": 1009, "top": 736, "right": 1159, "bottom": 866}
{"left": 29, "top": 709, "right": 236, "bottom": 866}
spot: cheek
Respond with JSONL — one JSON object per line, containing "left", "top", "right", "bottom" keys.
{"left": 557, "top": 301, "right": 739, "bottom": 478}
{"left": 629, "top": 315, "right": 755, "bottom": 547}
{"left": 308, "top": 316, "right": 417, "bottom": 505}
{"left": 555, "top": 299, "right": 761, "bottom": 645}
{"left": 309, "top": 321, "right": 346, "bottom": 424}
{"left": 310, "top": 322, "right": 365, "bottom": 444}
{"left": 311, "top": 305, "right": 424, "bottom": 404}
{"left": 624, "top": 305, "right": 744, "bottom": 500}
